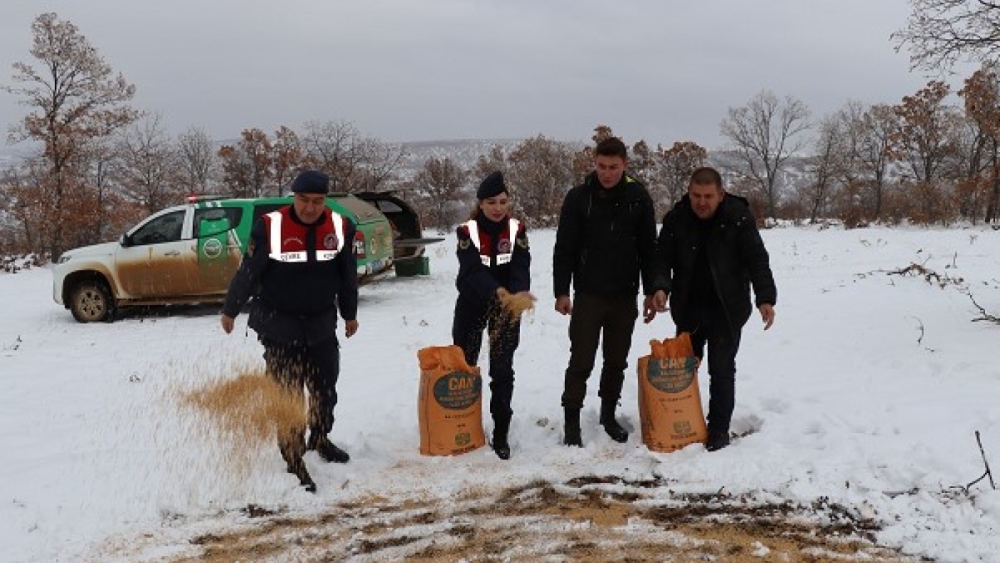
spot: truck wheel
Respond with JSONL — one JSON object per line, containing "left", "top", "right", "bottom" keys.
{"left": 70, "top": 282, "right": 113, "bottom": 323}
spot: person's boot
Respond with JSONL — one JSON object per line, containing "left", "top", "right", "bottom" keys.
{"left": 706, "top": 428, "right": 731, "bottom": 452}
{"left": 600, "top": 399, "right": 628, "bottom": 443}
{"left": 492, "top": 417, "right": 511, "bottom": 460}
{"left": 563, "top": 407, "right": 583, "bottom": 447}
{"left": 308, "top": 432, "right": 351, "bottom": 463}
{"left": 286, "top": 456, "right": 317, "bottom": 492}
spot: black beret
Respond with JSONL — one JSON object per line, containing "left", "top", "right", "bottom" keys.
{"left": 291, "top": 170, "right": 330, "bottom": 194}
{"left": 476, "top": 171, "right": 507, "bottom": 200}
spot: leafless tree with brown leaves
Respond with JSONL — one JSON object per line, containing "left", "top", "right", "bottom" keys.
{"left": 413, "top": 157, "right": 468, "bottom": 230}
{"left": 2, "top": 12, "right": 138, "bottom": 258}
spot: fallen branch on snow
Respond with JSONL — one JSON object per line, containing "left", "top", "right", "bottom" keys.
{"left": 966, "top": 292, "right": 1000, "bottom": 325}
{"left": 886, "top": 262, "right": 965, "bottom": 289}
{"left": 949, "top": 431, "right": 996, "bottom": 495}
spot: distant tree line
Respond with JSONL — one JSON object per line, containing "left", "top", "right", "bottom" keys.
{"left": 3, "top": 7, "right": 1000, "bottom": 260}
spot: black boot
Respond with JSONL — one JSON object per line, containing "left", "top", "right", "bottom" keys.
{"left": 280, "top": 447, "right": 316, "bottom": 492}
{"left": 308, "top": 432, "right": 351, "bottom": 463}
{"left": 706, "top": 428, "right": 731, "bottom": 452}
{"left": 279, "top": 435, "right": 315, "bottom": 492}
{"left": 600, "top": 399, "right": 628, "bottom": 443}
{"left": 492, "top": 417, "right": 511, "bottom": 460}
{"left": 563, "top": 407, "right": 583, "bottom": 447}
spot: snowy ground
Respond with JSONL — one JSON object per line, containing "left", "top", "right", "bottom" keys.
{"left": 2, "top": 225, "right": 999, "bottom": 562}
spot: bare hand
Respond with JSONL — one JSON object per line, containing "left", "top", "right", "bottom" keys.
{"left": 759, "top": 304, "right": 775, "bottom": 330}
{"left": 221, "top": 314, "right": 235, "bottom": 334}
{"left": 345, "top": 319, "right": 359, "bottom": 338}
{"left": 554, "top": 295, "right": 572, "bottom": 315}
{"left": 643, "top": 290, "right": 668, "bottom": 324}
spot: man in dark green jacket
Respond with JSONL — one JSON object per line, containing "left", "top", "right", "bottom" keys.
{"left": 647, "top": 166, "right": 776, "bottom": 451}
{"left": 553, "top": 137, "right": 659, "bottom": 447}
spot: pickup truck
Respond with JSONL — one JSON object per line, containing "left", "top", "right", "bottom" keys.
{"left": 53, "top": 193, "right": 437, "bottom": 322}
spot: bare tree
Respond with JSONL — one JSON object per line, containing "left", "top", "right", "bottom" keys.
{"left": 800, "top": 113, "right": 850, "bottom": 223}
{"left": 116, "top": 113, "right": 183, "bottom": 213}
{"left": 894, "top": 0, "right": 1000, "bottom": 72}
{"left": 506, "top": 135, "right": 577, "bottom": 226}
{"left": 413, "top": 157, "right": 467, "bottom": 230}
{"left": 472, "top": 144, "right": 508, "bottom": 181}
{"left": 301, "top": 120, "right": 365, "bottom": 192}
{"left": 719, "top": 90, "right": 811, "bottom": 219}
{"left": 353, "top": 136, "right": 408, "bottom": 193}
{"left": 2, "top": 12, "right": 138, "bottom": 258}
{"left": 88, "top": 137, "right": 141, "bottom": 242}
{"left": 176, "top": 127, "right": 220, "bottom": 195}
{"left": 852, "top": 103, "right": 898, "bottom": 222}
{"left": 298, "top": 120, "right": 409, "bottom": 193}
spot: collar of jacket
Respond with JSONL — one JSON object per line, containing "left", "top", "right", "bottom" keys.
{"left": 475, "top": 210, "right": 509, "bottom": 235}
{"left": 586, "top": 171, "right": 639, "bottom": 195}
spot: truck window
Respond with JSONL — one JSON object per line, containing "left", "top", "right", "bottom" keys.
{"left": 132, "top": 211, "right": 185, "bottom": 245}
{"left": 194, "top": 207, "right": 243, "bottom": 237}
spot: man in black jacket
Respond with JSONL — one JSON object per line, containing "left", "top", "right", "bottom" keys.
{"left": 553, "top": 137, "right": 659, "bottom": 447}
{"left": 221, "top": 170, "right": 359, "bottom": 491}
{"left": 647, "top": 166, "right": 776, "bottom": 451}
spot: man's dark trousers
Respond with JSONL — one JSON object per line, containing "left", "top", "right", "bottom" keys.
{"left": 561, "top": 292, "right": 638, "bottom": 409}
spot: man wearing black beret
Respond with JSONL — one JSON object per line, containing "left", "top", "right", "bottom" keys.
{"left": 221, "top": 169, "right": 360, "bottom": 492}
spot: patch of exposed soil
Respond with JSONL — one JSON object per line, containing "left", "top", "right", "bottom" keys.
{"left": 123, "top": 476, "right": 922, "bottom": 563}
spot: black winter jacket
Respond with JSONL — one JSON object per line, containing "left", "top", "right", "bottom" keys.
{"left": 552, "top": 172, "right": 658, "bottom": 298}
{"left": 655, "top": 193, "right": 776, "bottom": 334}
{"left": 223, "top": 206, "right": 359, "bottom": 345}
{"left": 454, "top": 212, "right": 531, "bottom": 303}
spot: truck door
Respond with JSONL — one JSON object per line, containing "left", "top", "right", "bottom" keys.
{"left": 116, "top": 209, "right": 198, "bottom": 298}
{"left": 194, "top": 207, "right": 244, "bottom": 294}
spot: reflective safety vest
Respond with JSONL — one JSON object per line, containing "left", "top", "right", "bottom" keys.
{"left": 463, "top": 218, "right": 519, "bottom": 267}
{"left": 264, "top": 207, "right": 345, "bottom": 263}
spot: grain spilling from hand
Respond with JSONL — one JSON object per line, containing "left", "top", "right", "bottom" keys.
{"left": 181, "top": 368, "right": 306, "bottom": 445}
{"left": 500, "top": 292, "right": 536, "bottom": 320}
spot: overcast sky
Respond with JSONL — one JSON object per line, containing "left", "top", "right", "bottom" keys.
{"left": 0, "top": 0, "right": 966, "bottom": 151}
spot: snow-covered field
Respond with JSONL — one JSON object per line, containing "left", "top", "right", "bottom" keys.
{"left": 2, "top": 226, "right": 1000, "bottom": 562}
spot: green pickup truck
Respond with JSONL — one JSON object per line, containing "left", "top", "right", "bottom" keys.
{"left": 53, "top": 193, "right": 437, "bottom": 322}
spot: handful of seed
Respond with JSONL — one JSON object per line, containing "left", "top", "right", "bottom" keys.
{"left": 500, "top": 291, "right": 536, "bottom": 320}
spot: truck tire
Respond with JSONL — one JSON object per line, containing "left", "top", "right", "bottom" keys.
{"left": 70, "top": 281, "right": 113, "bottom": 323}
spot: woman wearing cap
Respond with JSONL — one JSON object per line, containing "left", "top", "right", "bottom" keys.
{"left": 452, "top": 171, "right": 533, "bottom": 460}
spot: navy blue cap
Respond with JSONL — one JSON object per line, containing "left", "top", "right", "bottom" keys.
{"left": 477, "top": 171, "right": 506, "bottom": 200}
{"left": 291, "top": 170, "right": 330, "bottom": 194}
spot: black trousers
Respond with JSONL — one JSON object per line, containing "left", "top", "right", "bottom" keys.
{"left": 260, "top": 335, "right": 340, "bottom": 458}
{"left": 561, "top": 292, "right": 639, "bottom": 409}
{"left": 452, "top": 295, "right": 520, "bottom": 423}
{"left": 676, "top": 306, "right": 742, "bottom": 435}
